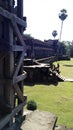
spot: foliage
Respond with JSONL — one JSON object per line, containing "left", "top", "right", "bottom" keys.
{"left": 24, "top": 34, "right": 34, "bottom": 39}
{"left": 26, "top": 100, "right": 37, "bottom": 111}
{"left": 58, "top": 9, "right": 68, "bottom": 41}
{"left": 52, "top": 30, "right": 58, "bottom": 38}
{"left": 62, "top": 40, "right": 73, "bottom": 57}
{"left": 61, "top": 9, "right": 67, "bottom": 13}
{"left": 70, "top": 41, "right": 73, "bottom": 57}
{"left": 59, "top": 42, "right": 67, "bottom": 55}
{"left": 24, "top": 59, "right": 73, "bottom": 127}
{"left": 59, "top": 9, "right": 68, "bottom": 21}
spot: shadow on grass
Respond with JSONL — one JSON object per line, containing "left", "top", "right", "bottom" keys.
{"left": 63, "top": 64, "right": 73, "bottom": 67}
{"left": 24, "top": 80, "right": 60, "bottom": 87}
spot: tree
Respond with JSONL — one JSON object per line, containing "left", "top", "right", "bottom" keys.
{"left": 24, "top": 34, "right": 34, "bottom": 39}
{"left": 59, "top": 9, "right": 68, "bottom": 41}
{"left": 52, "top": 30, "right": 58, "bottom": 39}
{"left": 60, "top": 41, "right": 67, "bottom": 55}
{"left": 62, "top": 41, "right": 71, "bottom": 57}
{"left": 68, "top": 41, "right": 73, "bottom": 57}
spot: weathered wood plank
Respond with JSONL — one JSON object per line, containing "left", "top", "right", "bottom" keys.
{"left": 0, "top": 102, "right": 27, "bottom": 130}
{"left": 0, "top": 0, "right": 26, "bottom": 128}
{"left": 15, "top": 87, "right": 24, "bottom": 102}
{"left": 13, "top": 72, "right": 27, "bottom": 84}
{"left": 13, "top": 51, "right": 25, "bottom": 77}
{"left": 13, "top": 84, "right": 26, "bottom": 102}
{"left": 2, "top": 20, "right": 15, "bottom": 127}
{"left": 17, "top": 0, "right": 23, "bottom": 18}
{"left": 0, "top": 7, "right": 26, "bottom": 27}
{"left": 4, "top": 22, "right": 14, "bottom": 110}
{"left": 16, "top": 0, "right": 25, "bottom": 116}
{"left": 0, "top": 18, "right": 3, "bottom": 38}
{"left": 0, "top": 59, "right": 4, "bottom": 97}
{"left": 11, "top": 18, "right": 26, "bottom": 48}
{"left": 0, "top": 2, "right": 7, "bottom": 108}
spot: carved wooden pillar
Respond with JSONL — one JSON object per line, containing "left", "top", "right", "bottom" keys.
{"left": 0, "top": 0, "right": 27, "bottom": 129}
{"left": 4, "top": 24, "right": 14, "bottom": 108}
{"left": 17, "top": 0, "right": 23, "bottom": 18}
{"left": 17, "top": 0, "right": 24, "bottom": 116}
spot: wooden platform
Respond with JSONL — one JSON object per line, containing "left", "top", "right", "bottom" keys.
{"left": 21, "top": 110, "right": 57, "bottom": 130}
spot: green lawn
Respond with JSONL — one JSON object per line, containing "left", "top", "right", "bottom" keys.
{"left": 24, "top": 59, "right": 73, "bottom": 128}
{"left": 58, "top": 58, "right": 73, "bottom": 78}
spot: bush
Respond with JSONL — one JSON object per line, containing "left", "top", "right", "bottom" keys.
{"left": 27, "top": 100, "right": 37, "bottom": 111}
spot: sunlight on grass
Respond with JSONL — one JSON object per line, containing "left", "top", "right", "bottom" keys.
{"left": 57, "top": 58, "right": 73, "bottom": 78}
{"left": 24, "top": 59, "right": 73, "bottom": 128}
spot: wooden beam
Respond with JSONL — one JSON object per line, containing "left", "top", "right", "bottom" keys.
{"left": 13, "top": 72, "right": 27, "bottom": 84}
{"left": 4, "top": 20, "right": 14, "bottom": 115}
{"left": 13, "top": 84, "right": 26, "bottom": 102}
{"left": 11, "top": 18, "right": 26, "bottom": 48}
{"left": 0, "top": 101, "right": 27, "bottom": 130}
{"left": 0, "top": 7, "right": 26, "bottom": 27}
{"left": 0, "top": 60, "right": 4, "bottom": 97}
{"left": 16, "top": 0, "right": 25, "bottom": 116}
{"left": 17, "top": 0, "right": 23, "bottom": 18}
{"left": 13, "top": 51, "right": 25, "bottom": 77}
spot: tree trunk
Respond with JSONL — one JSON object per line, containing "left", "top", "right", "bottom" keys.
{"left": 59, "top": 21, "right": 63, "bottom": 41}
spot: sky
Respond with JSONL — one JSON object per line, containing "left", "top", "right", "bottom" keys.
{"left": 23, "top": 0, "right": 73, "bottom": 41}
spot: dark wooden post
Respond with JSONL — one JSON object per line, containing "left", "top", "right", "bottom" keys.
{"left": 0, "top": 9, "right": 4, "bottom": 99}
{"left": 4, "top": 23, "right": 14, "bottom": 108}
{"left": 2, "top": 0, "right": 15, "bottom": 127}
{"left": 17, "top": 0, "right": 23, "bottom": 18}
{"left": 0, "top": 0, "right": 27, "bottom": 129}
{"left": 17, "top": 0, "right": 26, "bottom": 116}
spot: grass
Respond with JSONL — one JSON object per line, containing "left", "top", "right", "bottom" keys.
{"left": 57, "top": 58, "right": 73, "bottom": 78}
{"left": 24, "top": 58, "right": 73, "bottom": 128}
